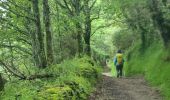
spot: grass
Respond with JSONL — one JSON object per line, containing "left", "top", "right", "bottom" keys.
{"left": 125, "top": 42, "right": 170, "bottom": 100}
{"left": 107, "top": 60, "right": 117, "bottom": 77}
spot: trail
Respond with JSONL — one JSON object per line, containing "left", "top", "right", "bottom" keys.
{"left": 89, "top": 66, "right": 162, "bottom": 100}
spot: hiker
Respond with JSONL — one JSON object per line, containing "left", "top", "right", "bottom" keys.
{"left": 114, "top": 50, "right": 124, "bottom": 78}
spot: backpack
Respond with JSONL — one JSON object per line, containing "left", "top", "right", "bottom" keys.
{"left": 116, "top": 53, "right": 123, "bottom": 65}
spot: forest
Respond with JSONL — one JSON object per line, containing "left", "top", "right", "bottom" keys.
{"left": 0, "top": 0, "right": 170, "bottom": 100}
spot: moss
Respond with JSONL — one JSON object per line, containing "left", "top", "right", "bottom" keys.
{"left": 35, "top": 85, "right": 72, "bottom": 100}
{"left": 63, "top": 76, "right": 92, "bottom": 100}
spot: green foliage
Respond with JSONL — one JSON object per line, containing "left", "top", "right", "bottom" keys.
{"left": 112, "top": 29, "right": 137, "bottom": 51}
{"left": 0, "top": 56, "right": 102, "bottom": 100}
{"left": 35, "top": 85, "right": 72, "bottom": 100}
{"left": 0, "top": 80, "right": 37, "bottom": 100}
{"left": 125, "top": 42, "right": 170, "bottom": 100}
{"left": 107, "top": 59, "right": 116, "bottom": 77}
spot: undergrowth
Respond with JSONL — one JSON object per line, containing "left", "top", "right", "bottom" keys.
{"left": 125, "top": 42, "right": 170, "bottom": 100}
{"left": 0, "top": 56, "right": 102, "bottom": 100}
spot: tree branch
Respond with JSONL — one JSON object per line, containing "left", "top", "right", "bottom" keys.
{"left": 0, "top": 60, "right": 26, "bottom": 79}
{"left": 26, "top": 74, "right": 56, "bottom": 80}
{"left": 0, "top": 44, "right": 32, "bottom": 55}
{"left": 1, "top": 18, "right": 30, "bottom": 36}
{"left": 55, "top": 0, "right": 67, "bottom": 9}
{"left": 55, "top": 0, "right": 73, "bottom": 15}
{"left": 8, "top": 0, "right": 33, "bottom": 15}
{"left": 70, "top": 0, "right": 76, "bottom": 8}
{"left": 91, "top": 23, "right": 113, "bottom": 37}
{"left": 1, "top": 3, "right": 35, "bottom": 21}
{"left": 16, "top": 37, "right": 32, "bottom": 46}
{"left": 63, "top": 0, "right": 74, "bottom": 15}
{"left": 90, "top": 0, "right": 97, "bottom": 10}
{"left": 90, "top": 6, "right": 101, "bottom": 22}
{"left": 0, "top": 60, "right": 56, "bottom": 80}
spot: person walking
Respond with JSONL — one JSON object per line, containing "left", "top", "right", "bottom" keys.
{"left": 114, "top": 50, "right": 125, "bottom": 78}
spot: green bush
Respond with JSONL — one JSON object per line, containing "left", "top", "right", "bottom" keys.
{"left": 0, "top": 56, "right": 102, "bottom": 100}
{"left": 35, "top": 85, "right": 72, "bottom": 100}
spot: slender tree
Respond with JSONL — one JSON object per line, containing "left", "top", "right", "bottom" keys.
{"left": 56, "top": 0, "right": 83, "bottom": 56}
{"left": 83, "top": 0, "right": 98, "bottom": 56}
{"left": 74, "top": 0, "right": 83, "bottom": 56}
{"left": 0, "top": 73, "right": 5, "bottom": 91}
{"left": 32, "top": 0, "right": 47, "bottom": 68}
{"left": 84, "top": 0, "right": 92, "bottom": 56}
{"left": 43, "top": 0, "right": 54, "bottom": 65}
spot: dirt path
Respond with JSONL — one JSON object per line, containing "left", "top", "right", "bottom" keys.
{"left": 89, "top": 67, "right": 162, "bottom": 100}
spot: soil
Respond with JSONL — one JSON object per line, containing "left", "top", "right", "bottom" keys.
{"left": 88, "top": 66, "right": 163, "bottom": 100}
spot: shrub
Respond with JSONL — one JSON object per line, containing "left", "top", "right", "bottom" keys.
{"left": 0, "top": 56, "right": 102, "bottom": 100}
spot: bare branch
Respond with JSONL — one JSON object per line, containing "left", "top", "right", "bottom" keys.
{"left": 8, "top": 0, "right": 33, "bottom": 15}
{"left": 16, "top": 37, "right": 32, "bottom": 46}
{"left": 63, "top": 0, "right": 74, "bottom": 15}
{"left": 91, "top": 23, "right": 114, "bottom": 37}
{"left": 0, "top": 60, "right": 56, "bottom": 80}
{"left": 90, "top": 6, "right": 101, "bottom": 22}
{"left": 55, "top": 0, "right": 67, "bottom": 9}
{"left": 55, "top": 0, "right": 73, "bottom": 15}
{"left": 26, "top": 74, "right": 55, "bottom": 80}
{"left": 90, "top": 0, "right": 97, "bottom": 10}
{"left": 80, "top": 5, "right": 84, "bottom": 11}
{"left": 1, "top": 3, "right": 35, "bottom": 21}
{"left": 0, "top": 60, "right": 26, "bottom": 79}
{"left": 1, "top": 18, "right": 30, "bottom": 36}
{"left": 0, "top": 44, "right": 32, "bottom": 55}
{"left": 70, "top": 0, "right": 76, "bottom": 8}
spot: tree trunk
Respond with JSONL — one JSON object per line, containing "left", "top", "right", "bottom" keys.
{"left": 43, "top": 0, "right": 54, "bottom": 65}
{"left": 75, "top": 0, "right": 83, "bottom": 56}
{"left": 0, "top": 74, "right": 5, "bottom": 91}
{"left": 76, "top": 23, "right": 83, "bottom": 56}
{"left": 31, "top": 30, "right": 40, "bottom": 66}
{"left": 139, "top": 25, "right": 147, "bottom": 51}
{"left": 55, "top": 0, "right": 83, "bottom": 56}
{"left": 32, "top": 0, "right": 47, "bottom": 68}
{"left": 24, "top": 5, "right": 39, "bottom": 67}
{"left": 84, "top": 0, "right": 91, "bottom": 56}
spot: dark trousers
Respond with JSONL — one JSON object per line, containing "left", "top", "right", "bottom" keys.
{"left": 116, "top": 64, "right": 123, "bottom": 78}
